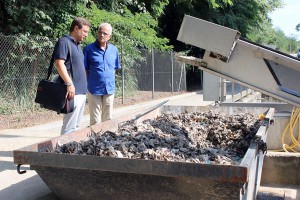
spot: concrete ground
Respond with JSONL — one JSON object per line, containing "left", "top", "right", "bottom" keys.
{"left": 1, "top": 91, "right": 299, "bottom": 200}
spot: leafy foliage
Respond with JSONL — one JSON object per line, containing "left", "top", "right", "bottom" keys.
{"left": 1, "top": 0, "right": 289, "bottom": 52}
{"left": 0, "top": 0, "right": 89, "bottom": 36}
{"left": 79, "top": 3, "right": 172, "bottom": 95}
{"left": 247, "top": 1, "right": 300, "bottom": 54}
{"left": 158, "top": 0, "right": 284, "bottom": 51}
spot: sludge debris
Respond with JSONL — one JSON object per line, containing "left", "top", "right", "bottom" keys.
{"left": 51, "top": 111, "right": 261, "bottom": 165}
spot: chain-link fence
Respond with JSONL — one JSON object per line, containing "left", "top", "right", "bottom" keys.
{"left": 128, "top": 49, "right": 185, "bottom": 92}
{"left": 0, "top": 34, "right": 186, "bottom": 114}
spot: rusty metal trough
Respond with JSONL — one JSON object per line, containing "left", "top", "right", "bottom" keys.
{"left": 13, "top": 105, "right": 273, "bottom": 200}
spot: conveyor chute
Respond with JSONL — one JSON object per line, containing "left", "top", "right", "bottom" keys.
{"left": 177, "top": 15, "right": 300, "bottom": 107}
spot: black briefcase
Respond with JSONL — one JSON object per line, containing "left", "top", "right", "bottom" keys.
{"left": 35, "top": 79, "right": 74, "bottom": 114}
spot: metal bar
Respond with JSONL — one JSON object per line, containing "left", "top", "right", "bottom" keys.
{"left": 200, "top": 69, "right": 203, "bottom": 89}
{"left": 178, "top": 63, "right": 183, "bottom": 92}
{"left": 122, "top": 100, "right": 169, "bottom": 124}
{"left": 121, "top": 41, "right": 125, "bottom": 104}
{"left": 131, "top": 100, "right": 168, "bottom": 121}
{"left": 152, "top": 47, "right": 155, "bottom": 99}
{"left": 220, "top": 78, "right": 225, "bottom": 102}
{"left": 183, "top": 63, "right": 187, "bottom": 91}
{"left": 171, "top": 51, "right": 174, "bottom": 94}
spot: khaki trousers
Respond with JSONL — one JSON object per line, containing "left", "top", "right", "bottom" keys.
{"left": 88, "top": 92, "right": 114, "bottom": 126}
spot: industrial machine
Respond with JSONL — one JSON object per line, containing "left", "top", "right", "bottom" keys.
{"left": 177, "top": 15, "right": 300, "bottom": 109}
{"left": 13, "top": 15, "right": 300, "bottom": 200}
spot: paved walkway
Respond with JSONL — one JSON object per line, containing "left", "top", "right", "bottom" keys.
{"left": 0, "top": 92, "right": 213, "bottom": 200}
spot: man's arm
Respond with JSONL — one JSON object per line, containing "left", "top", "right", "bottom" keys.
{"left": 55, "top": 59, "right": 75, "bottom": 100}
{"left": 114, "top": 50, "right": 121, "bottom": 70}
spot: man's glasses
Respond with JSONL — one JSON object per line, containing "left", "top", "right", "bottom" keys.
{"left": 99, "top": 31, "right": 110, "bottom": 36}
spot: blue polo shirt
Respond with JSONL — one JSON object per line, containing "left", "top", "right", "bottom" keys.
{"left": 84, "top": 40, "right": 121, "bottom": 95}
{"left": 53, "top": 35, "right": 87, "bottom": 94}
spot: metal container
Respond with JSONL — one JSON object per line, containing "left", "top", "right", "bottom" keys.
{"left": 13, "top": 105, "right": 272, "bottom": 200}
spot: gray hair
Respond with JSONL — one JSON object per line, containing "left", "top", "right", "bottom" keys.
{"left": 98, "top": 23, "right": 112, "bottom": 34}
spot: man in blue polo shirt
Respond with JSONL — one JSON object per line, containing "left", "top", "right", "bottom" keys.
{"left": 54, "top": 17, "right": 90, "bottom": 134}
{"left": 84, "top": 22, "right": 121, "bottom": 125}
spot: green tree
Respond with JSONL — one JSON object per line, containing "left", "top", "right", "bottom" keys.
{"left": 79, "top": 3, "right": 172, "bottom": 95}
{"left": 158, "top": 0, "right": 282, "bottom": 51}
{"left": 247, "top": 19, "right": 277, "bottom": 45}
{"left": 0, "top": 0, "right": 88, "bottom": 36}
{"left": 247, "top": 1, "right": 299, "bottom": 54}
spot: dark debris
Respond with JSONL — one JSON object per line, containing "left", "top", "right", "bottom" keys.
{"left": 51, "top": 111, "right": 261, "bottom": 165}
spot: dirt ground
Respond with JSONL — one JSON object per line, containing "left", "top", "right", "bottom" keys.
{"left": 0, "top": 91, "right": 188, "bottom": 130}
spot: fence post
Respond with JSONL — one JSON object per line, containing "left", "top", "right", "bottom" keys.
{"left": 171, "top": 51, "right": 174, "bottom": 94}
{"left": 183, "top": 63, "right": 187, "bottom": 91}
{"left": 220, "top": 78, "right": 226, "bottom": 102}
{"left": 200, "top": 70, "right": 203, "bottom": 90}
{"left": 151, "top": 47, "right": 155, "bottom": 99}
{"left": 121, "top": 41, "right": 125, "bottom": 104}
{"left": 178, "top": 62, "right": 185, "bottom": 92}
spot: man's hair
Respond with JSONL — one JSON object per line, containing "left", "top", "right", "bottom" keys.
{"left": 98, "top": 23, "right": 112, "bottom": 34}
{"left": 70, "top": 17, "right": 91, "bottom": 32}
